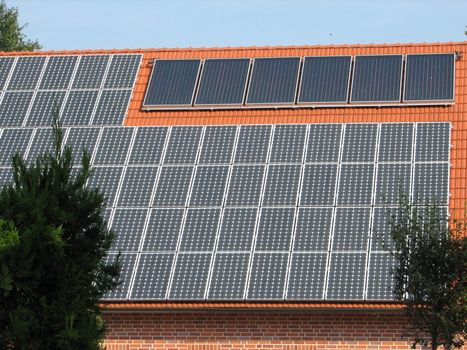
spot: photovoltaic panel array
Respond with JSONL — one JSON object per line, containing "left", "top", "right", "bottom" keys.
{"left": 142, "top": 53, "right": 456, "bottom": 109}
{"left": 2, "top": 122, "right": 447, "bottom": 301}
{"left": 0, "top": 53, "right": 141, "bottom": 127}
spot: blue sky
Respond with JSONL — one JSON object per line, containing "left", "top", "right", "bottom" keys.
{"left": 9, "top": 0, "right": 467, "bottom": 50}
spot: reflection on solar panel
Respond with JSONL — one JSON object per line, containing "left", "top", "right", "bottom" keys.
{"left": 195, "top": 59, "right": 250, "bottom": 105}
{"left": 299, "top": 56, "right": 351, "bottom": 103}
{"left": 144, "top": 59, "right": 200, "bottom": 107}
{"left": 1, "top": 121, "right": 449, "bottom": 302}
{"left": 404, "top": 54, "right": 455, "bottom": 102}
{"left": 247, "top": 57, "right": 300, "bottom": 104}
{"left": 351, "top": 55, "right": 402, "bottom": 102}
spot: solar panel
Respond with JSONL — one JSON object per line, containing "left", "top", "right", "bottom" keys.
{"left": 93, "top": 90, "right": 132, "bottom": 125}
{"left": 26, "top": 91, "right": 66, "bottom": 127}
{"left": 234, "top": 125, "right": 272, "bottom": 163}
{"left": 104, "top": 54, "right": 141, "bottom": 89}
{"left": 110, "top": 208, "right": 147, "bottom": 251}
{"left": 131, "top": 253, "right": 174, "bottom": 299}
{"left": 226, "top": 165, "right": 265, "bottom": 206}
{"left": 208, "top": 253, "right": 250, "bottom": 299}
{"left": 255, "top": 208, "right": 295, "bottom": 251}
{"left": 198, "top": 126, "right": 236, "bottom": 164}
{"left": 287, "top": 253, "right": 327, "bottom": 299}
{"left": 189, "top": 166, "right": 229, "bottom": 206}
{"left": 332, "top": 208, "right": 371, "bottom": 251}
{"left": 26, "top": 128, "right": 55, "bottom": 163}
{"left": 7, "top": 56, "right": 46, "bottom": 90}
{"left": 247, "top": 253, "right": 288, "bottom": 299}
{"left": 144, "top": 59, "right": 200, "bottom": 107}
{"left": 342, "top": 124, "right": 377, "bottom": 162}
{"left": 169, "top": 253, "right": 211, "bottom": 299}
{"left": 337, "top": 164, "right": 374, "bottom": 205}
{"left": 61, "top": 90, "right": 99, "bottom": 126}
{"left": 378, "top": 123, "right": 413, "bottom": 162}
{"left": 270, "top": 124, "right": 306, "bottom": 163}
{"left": 117, "top": 166, "right": 158, "bottom": 207}
{"left": 326, "top": 253, "right": 366, "bottom": 300}
{"left": 413, "top": 163, "right": 449, "bottom": 205}
{"left": 246, "top": 57, "right": 300, "bottom": 104}
{"left": 293, "top": 208, "right": 333, "bottom": 251}
{"left": 351, "top": 55, "right": 402, "bottom": 103}
{"left": 300, "top": 164, "right": 338, "bottom": 205}
{"left": 195, "top": 59, "right": 250, "bottom": 105}
{"left": 64, "top": 127, "right": 101, "bottom": 162}
{"left": 375, "top": 164, "right": 411, "bottom": 205}
{"left": 103, "top": 253, "right": 136, "bottom": 299}
{"left": 153, "top": 166, "right": 193, "bottom": 207}
{"left": 129, "top": 127, "right": 168, "bottom": 165}
{"left": 163, "top": 126, "right": 202, "bottom": 164}
{"left": 0, "top": 128, "right": 33, "bottom": 166}
{"left": 0, "top": 167, "right": 13, "bottom": 188}
{"left": 299, "top": 56, "right": 351, "bottom": 103}
{"left": 143, "top": 209, "right": 184, "bottom": 252}
{"left": 0, "top": 91, "right": 34, "bottom": 126}
{"left": 367, "top": 253, "right": 396, "bottom": 300}
{"left": 39, "top": 55, "right": 77, "bottom": 89}
{"left": 179, "top": 208, "right": 221, "bottom": 251}
{"left": 262, "top": 165, "right": 301, "bottom": 206}
{"left": 0, "top": 57, "right": 15, "bottom": 90}
{"left": 93, "top": 127, "right": 134, "bottom": 165}
{"left": 404, "top": 54, "right": 455, "bottom": 102}
{"left": 72, "top": 55, "right": 110, "bottom": 89}
{"left": 415, "top": 123, "right": 450, "bottom": 162}
{"left": 306, "top": 124, "right": 342, "bottom": 162}
{"left": 87, "top": 166, "right": 123, "bottom": 207}
{"left": 217, "top": 208, "right": 257, "bottom": 251}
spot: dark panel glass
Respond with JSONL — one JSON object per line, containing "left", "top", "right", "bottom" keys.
{"left": 351, "top": 55, "right": 402, "bottom": 102}
{"left": 110, "top": 208, "right": 147, "bottom": 252}
{"left": 299, "top": 56, "right": 351, "bottom": 103}
{"left": 208, "top": 253, "right": 249, "bottom": 299}
{"left": 39, "top": 55, "right": 77, "bottom": 89}
{"left": 0, "top": 91, "right": 34, "bottom": 126}
{"left": 337, "top": 164, "right": 374, "bottom": 205}
{"left": 375, "top": 164, "right": 411, "bottom": 205}
{"left": 306, "top": 124, "right": 342, "bottom": 162}
{"left": 0, "top": 57, "right": 15, "bottom": 90}
{"left": 195, "top": 59, "right": 250, "bottom": 105}
{"left": 26, "top": 91, "right": 66, "bottom": 127}
{"left": 234, "top": 125, "right": 272, "bottom": 163}
{"left": 367, "top": 253, "right": 397, "bottom": 300}
{"left": 255, "top": 208, "right": 295, "bottom": 251}
{"left": 87, "top": 166, "right": 123, "bottom": 207}
{"left": 26, "top": 128, "right": 55, "bottom": 163}
{"left": 300, "top": 164, "right": 337, "bottom": 206}
{"left": 0, "top": 167, "right": 13, "bottom": 189}
{"left": 143, "top": 208, "right": 184, "bottom": 252}
{"left": 7, "top": 56, "right": 46, "bottom": 90}
{"left": 287, "top": 253, "right": 327, "bottom": 300}
{"left": 61, "top": 90, "right": 99, "bottom": 126}
{"left": 404, "top": 54, "right": 454, "bottom": 101}
{"left": 130, "top": 253, "right": 174, "bottom": 299}
{"left": 199, "top": 126, "right": 236, "bottom": 164}
{"left": 0, "top": 128, "right": 33, "bottom": 165}
{"left": 169, "top": 253, "right": 211, "bottom": 299}
{"left": 247, "top": 253, "right": 288, "bottom": 300}
{"left": 93, "top": 90, "right": 132, "bottom": 126}
{"left": 247, "top": 57, "right": 300, "bottom": 104}
{"left": 65, "top": 127, "right": 100, "bottom": 162}
{"left": 413, "top": 163, "right": 449, "bottom": 205}
{"left": 415, "top": 122, "right": 450, "bottom": 162}
{"left": 262, "top": 164, "right": 301, "bottom": 206}
{"left": 326, "top": 253, "right": 366, "bottom": 300}
{"left": 217, "top": 208, "right": 257, "bottom": 251}
{"left": 144, "top": 59, "right": 200, "bottom": 106}
{"left": 270, "top": 124, "right": 306, "bottom": 163}
{"left": 104, "top": 54, "right": 141, "bottom": 89}
{"left": 332, "top": 208, "right": 371, "bottom": 251}
{"left": 371, "top": 207, "right": 396, "bottom": 251}
{"left": 179, "top": 209, "right": 221, "bottom": 252}
{"left": 153, "top": 166, "right": 193, "bottom": 207}
{"left": 342, "top": 123, "right": 377, "bottom": 162}
{"left": 93, "top": 127, "right": 134, "bottom": 165}
{"left": 378, "top": 123, "right": 413, "bottom": 162}
{"left": 103, "top": 253, "right": 136, "bottom": 299}
{"left": 129, "top": 127, "right": 168, "bottom": 165}
{"left": 189, "top": 166, "right": 229, "bottom": 207}
{"left": 72, "top": 55, "right": 110, "bottom": 89}
{"left": 117, "top": 166, "right": 158, "bottom": 207}
{"left": 163, "top": 126, "right": 202, "bottom": 164}
{"left": 293, "top": 208, "right": 333, "bottom": 251}
{"left": 226, "top": 165, "right": 265, "bottom": 206}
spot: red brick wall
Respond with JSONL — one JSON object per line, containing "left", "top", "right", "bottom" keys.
{"left": 102, "top": 309, "right": 444, "bottom": 349}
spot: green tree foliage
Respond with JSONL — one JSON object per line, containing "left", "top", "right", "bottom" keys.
{"left": 0, "top": 0, "right": 41, "bottom": 51}
{"left": 388, "top": 196, "right": 466, "bottom": 350}
{"left": 0, "top": 118, "right": 120, "bottom": 349}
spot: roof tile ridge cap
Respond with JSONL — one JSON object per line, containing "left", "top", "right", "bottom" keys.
{"left": 0, "top": 48, "right": 149, "bottom": 56}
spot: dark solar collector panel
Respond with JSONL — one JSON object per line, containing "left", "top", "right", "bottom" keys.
{"left": 195, "top": 58, "right": 250, "bottom": 105}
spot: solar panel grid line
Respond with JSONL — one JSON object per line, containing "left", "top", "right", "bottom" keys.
{"left": 204, "top": 125, "right": 241, "bottom": 299}
{"left": 242, "top": 124, "right": 275, "bottom": 299}
{"left": 165, "top": 126, "right": 206, "bottom": 299}
{"left": 363, "top": 123, "right": 382, "bottom": 300}
{"left": 323, "top": 123, "right": 346, "bottom": 300}
{"left": 284, "top": 123, "right": 310, "bottom": 299}
{"left": 87, "top": 54, "right": 114, "bottom": 125}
